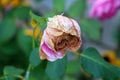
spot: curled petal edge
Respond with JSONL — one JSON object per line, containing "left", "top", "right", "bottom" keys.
{"left": 40, "top": 42, "right": 65, "bottom": 62}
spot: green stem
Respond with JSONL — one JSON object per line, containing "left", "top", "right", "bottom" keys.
{"left": 32, "top": 28, "right": 36, "bottom": 49}
{"left": 25, "top": 64, "right": 32, "bottom": 80}
{"left": 25, "top": 26, "right": 37, "bottom": 80}
{"left": 75, "top": 51, "right": 81, "bottom": 56}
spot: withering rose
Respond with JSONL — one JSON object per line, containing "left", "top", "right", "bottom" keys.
{"left": 39, "top": 15, "right": 82, "bottom": 62}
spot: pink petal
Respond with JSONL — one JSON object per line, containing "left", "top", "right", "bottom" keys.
{"left": 41, "top": 42, "right": 65, "bottom": 62}
{"left": 89, "top": 0, "right": 119, "bottom": 20}
{"left": 114, "top": 0, "right": 120, "bottom": 9}
{"left": 89, "top": 8, "right": 97, "bottom": 18}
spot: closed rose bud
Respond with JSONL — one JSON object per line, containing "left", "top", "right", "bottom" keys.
{"left": 40, "top": 15, "right": 82, "bottom": 62}
{"left": 89, "top": 0, "right": 120, "bottom": 20}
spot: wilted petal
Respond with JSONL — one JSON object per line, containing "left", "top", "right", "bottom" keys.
{"left": 40, "top": 42, "right": 65, "bottom": 62}
{"left": 41, "top": 30, "right": 55, "bottom": 50}
{"left": 48, "top": 15, "right": 75, "bottom": 33}
{"left": 41, "top": 42, "right": 56, "bottom": 61}
{"left": 46, "top": 27, "right": 63, "bottom": 37}
{"left": 40, "top": 48, "right": 47, "bottom": 60}
{"left": 71, "top": 19, "right": 81, "bottom": 36}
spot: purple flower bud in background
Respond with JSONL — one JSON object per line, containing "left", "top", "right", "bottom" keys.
{"left": 89, "top": 0, "right": 120, "bottom": 20}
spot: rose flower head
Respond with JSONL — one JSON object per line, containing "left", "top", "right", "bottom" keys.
{"left": 89, "top": 0, "right": 120, "bottom": 20}
{"left": 39, "top": 15, "right": 82, "bottom": 62}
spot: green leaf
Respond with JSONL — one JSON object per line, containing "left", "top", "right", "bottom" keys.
{"left": 0, "top": 18, "right": 16, "bottom": 45}
{"left": 29, "top": 48, "right": 41, "bottom": 67}
{"left": 17, "top": 28, "right": 32, "bottom": 55}
{"left": 64, "top": 76, "right": 76, "bottom": 80}
{"left": 114, "top": 26, "right": 120, "bottom": 42}
{"left": 29, "top": 61, "right": 49, "bottom": 80}
{"left": 0, "top": 41, "right": 19, "bottom": 55}
{"left": 4, "top": 66, "right": 24, "bottom": 80}
{"left": 13, "top": 6, "right": 30, "bottom": 20}
{"left": 66, "top": 59, "right": 80, "bottom": 74}
{"left": 30, "top": 11, "right": 47, "bottom": 29}
{"left": 80, "top": 47, "right": 120, "bottom": 80}
{"left": 46, "top": 56, "right": 67, "bottom": 80}
{"left": 44, "top": 12, "right": 56, "bottom": 17}
{"left": 80, "top": 19, "right": 102, "bottom": 41}
{"left": 53, "top": 0, "right": 65, "bottom": 13}
{"left": 67, "top": 0, "right": 86, "bottom": 18}
{"left": 4, "top": 66, "right": 24, "bottom": 75}
{"left": 35, "top": 0, "right": 42, "bottom": 2}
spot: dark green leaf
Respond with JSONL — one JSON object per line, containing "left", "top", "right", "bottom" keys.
{"left": 29, "top": 48, "right": 41, "bottom": 67}
{"left": 3, "top": 77, "right": 15, "bottom": 80}
{"left": 66, "top": 59, "right": 80, "bottom": 74}
{"left": 67, "top": 0, "right": 86, "bottom": 18}
{"left": 114, "top": 26, "right": 120, "bottom": 42}
{"left": 29, "top": 61, "right": 49, "bottom": 80}
{"left": 17, "top": 28, "right": 32, "bottom": 55}
{"left": 4, "top": 66, "right": 24, "bottom": 80}
{"left": 80, "top": 47, "right": 120, "bottom": 80}
{"left": 4, "top": 66, "right": 24, "bottom": 75}
{"left": 46, "top": 56, "right": 67, "bottom": 80}
{"left": 13, "top": 6, "right": 30, "bottom": 20}
{"left": 80, "top": 19, "right": 102, "bottom": 41}
{"left": 64, "top": 76, "right": 76, "bottom": 80}
{"left": 53, "top": 0, "right": 65, "bottom": 13}
{"left": 30, "top": 11, "right": 47, "bottom": 29}
{"left": 44, "top": 12, "right": 56, "bottom": 17}
{"left": 0, "top": 41, "right": 19, "bottom": 55}
{"left": 0, "top": 18, "right": 16, "bottom": 45}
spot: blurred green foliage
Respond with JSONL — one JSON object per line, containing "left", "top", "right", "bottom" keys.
{"left": 0, "top": 18, "right": 16, "bottom": 45}
{"left": 30, "top": 11, "right": 47, "bottom": 30}
{"left": 0, "top": 2, "right": 31, "bottom": 79}
{"left": 12, "top": 6, "right": 30, "bottom": 20}
{"left": 53, "top": 0, "right": 65, "bottom": 13}
{"left": 80, "top": 48, "right": 120, "bottom": 80}
{"left": 67, "top": 0, "right": 86, "bottom": 18}
{"left": 29, "top": 48, "right": 41, "bottom": 68}
{"left": 45, "top": 56, "right": 67, "bottom": 80}
{"left": 3, "top": 66, "right": 24, "bottom": 80}
{"left": 80, "top": 19, "right": 102, "bottom": 41}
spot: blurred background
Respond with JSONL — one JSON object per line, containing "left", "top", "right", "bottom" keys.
{"left": 0, "top": 0, "right": 120, "bottom": 80}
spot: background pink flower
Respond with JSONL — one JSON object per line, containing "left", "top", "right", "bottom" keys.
{"left": 89, "top": 0, "right": 120, "bottom": 20}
